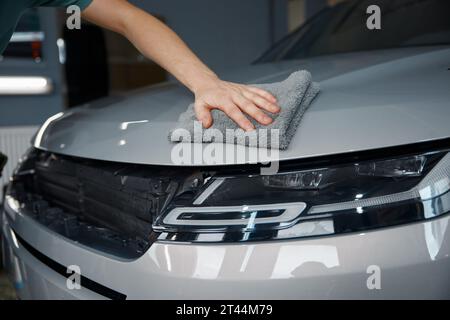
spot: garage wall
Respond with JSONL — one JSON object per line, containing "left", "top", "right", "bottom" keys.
{"left": 0, "top": 9, "right": 65, "bottom": 127}
{"left": 130, "top": 0, "right": 288, "bottom": 73}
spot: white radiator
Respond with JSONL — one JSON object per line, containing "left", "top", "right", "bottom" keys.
{"left": 0, "top": 126, "right": 39, "bottom": 200}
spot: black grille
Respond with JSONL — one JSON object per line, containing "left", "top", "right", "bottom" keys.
{"left": 9, "top": 150, "right": 206, "bottom": 258}
{"left": 34, "top": 154, "right": 173, "bottom": 238}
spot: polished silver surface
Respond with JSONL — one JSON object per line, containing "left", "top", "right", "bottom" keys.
{"left": 33, "top": 46, "right": 450, "bottom": 166}
{"left": 5, "top": 45, "right": 450, "bottom": 300}
{"left": 3, "top": 200, "right": 450, "bottom": 299}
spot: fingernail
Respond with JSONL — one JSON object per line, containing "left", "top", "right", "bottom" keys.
{"left": 202, "top": 119, "right": 210, "bottom": 128}
{"left": 246, "top": 125, "right": 255, "bottom": 132}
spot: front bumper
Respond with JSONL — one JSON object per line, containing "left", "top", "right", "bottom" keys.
{"left": 2, "top": 196, "right": 450, "bottom": 300}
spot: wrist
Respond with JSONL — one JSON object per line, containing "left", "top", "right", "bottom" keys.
{"left": 188, "top": 70, "right": 220, "bottom": 94}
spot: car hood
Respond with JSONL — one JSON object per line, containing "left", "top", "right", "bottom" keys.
{"left": 34, "top": 46, "right": 450, "bottom": 166}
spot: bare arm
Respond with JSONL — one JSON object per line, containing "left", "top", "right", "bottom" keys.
{"left": 82, "top": 0, "right": 280, "bottom": 130}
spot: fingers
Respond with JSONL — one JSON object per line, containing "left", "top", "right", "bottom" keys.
{"left": 221, "top": 101, "right": 255, "bottom": 131}
{"left": 246, "top": 86, "right": 278, "bottom": 104}
{"left": 242, "top": 90, "right": 280, "bottom": 114}
{"left": 195, "top": 99, "right": 255, "bottom": 132}
{"left": 232, "top": 93, "right": 273, "bottom": 126}
{"left": 194, "top": 101, "right": 213, "bottom": 128}
{"left": 192, "top": 81, "right": 280, "bottom": 131}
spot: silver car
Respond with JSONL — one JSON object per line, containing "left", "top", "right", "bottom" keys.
{"left": 2, "top": 0, "right": 450, "bottom": 299}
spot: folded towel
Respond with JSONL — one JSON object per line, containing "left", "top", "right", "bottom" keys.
{"left": 170, "top": 70, "right": 320, "bottom": 149}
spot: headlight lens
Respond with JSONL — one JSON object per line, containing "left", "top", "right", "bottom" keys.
{"left": 154, "top": 150, "right": 450, "bottom": 243}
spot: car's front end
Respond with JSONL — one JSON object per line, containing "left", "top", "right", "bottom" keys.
{"left": 2, "top": 0, "right": 450, "bottom": 300}
{"left": 2, "top": 134, "right": 450, "bottom": 299}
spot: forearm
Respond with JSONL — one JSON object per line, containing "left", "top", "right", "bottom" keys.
{"left": 83, "top": 0, "right": 218, "bottom": 93}
{"left": 124, "top": 10, "right": 219, "bottom": 92}
{"left": 82, "top": 0, "right": 279, "bottom": 130}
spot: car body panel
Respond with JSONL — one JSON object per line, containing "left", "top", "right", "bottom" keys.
{"left": 3, "top": 198, "right": 450, "bottom": 299}
{"left": 33, "top": 46, "right": 450, "bottom": 166}
{"left": 4, "top": 45, "right": 450, "bottom": 300}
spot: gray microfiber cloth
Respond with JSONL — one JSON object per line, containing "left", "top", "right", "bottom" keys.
{"left": 170, "top": 70, "right": 320, "bottom": 149}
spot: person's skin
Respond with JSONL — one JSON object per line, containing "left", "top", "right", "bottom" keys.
{"left": 82, "top": 0, "right": 280, "bottom": 131}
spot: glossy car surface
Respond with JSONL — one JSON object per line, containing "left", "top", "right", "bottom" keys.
{"left": 2, "top": 0, "right": 450, "bottom": 299}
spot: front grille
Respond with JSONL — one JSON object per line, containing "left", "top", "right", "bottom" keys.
{"left": 34, "top": 154, "right": 172, "bottom": 238}
{"left": 8, "top": 149, "right": 207, "bottom": 258}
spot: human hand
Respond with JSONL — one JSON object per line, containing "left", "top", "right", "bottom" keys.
{"left": 193, "top": 78, "right": 280, "bottom": 131}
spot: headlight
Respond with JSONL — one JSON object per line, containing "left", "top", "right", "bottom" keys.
{"left": 154, "top": 148, "right": 450, "bottom": 243}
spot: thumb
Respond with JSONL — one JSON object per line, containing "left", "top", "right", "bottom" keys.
{"left": 194, "top": 102, "right": 213, "bottom": 128}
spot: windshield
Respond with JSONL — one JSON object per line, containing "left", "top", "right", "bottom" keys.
{"left": 257, "top": 0, "right": 450, "bottom": 62}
